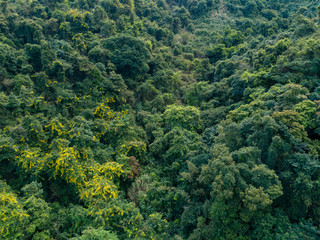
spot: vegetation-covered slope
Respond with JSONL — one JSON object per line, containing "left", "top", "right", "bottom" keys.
{"left": 1, "top": 0, "right": 320, "bottom": 239}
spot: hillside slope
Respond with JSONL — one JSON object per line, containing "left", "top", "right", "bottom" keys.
{"left": 1, "top": 0, "right": 320, "bottom": 239}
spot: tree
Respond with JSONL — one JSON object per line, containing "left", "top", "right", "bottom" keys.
{"left": 0, "top": 180, "right": 28, "bottom": 239}
{"left": 71, "top": 227, "right": 119, "bottom": 240}
{"left": 102, "top": 34, "right": 151, "bottom": 79}
{"left": 163, "top": 104, "right": 202, "bottom": 132}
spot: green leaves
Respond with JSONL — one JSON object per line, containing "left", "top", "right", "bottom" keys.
{"left": 102, "top": 34, "right": 151, "bottom": 79}
{"left": 0, "top": 180, "right": 28, "bottom": 239}
{"left": 1, "top": 0, "right": 320, "bottom": 239}
{"left": 71, "top": 227, "right": 119, "bottom": 240}
{"left": 22, "top": 196, "right": 51, "bottom": 238}
{"left": 163, "top": 104, "right": 202, "bottom": 132}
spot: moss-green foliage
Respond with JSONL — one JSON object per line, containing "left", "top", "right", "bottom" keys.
{"left": 1, "top": 0, "right": 320, "bottom": 239}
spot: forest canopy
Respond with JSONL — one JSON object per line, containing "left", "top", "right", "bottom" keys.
{"left": 1, "top": 0, "right": 320, "bottom": 239}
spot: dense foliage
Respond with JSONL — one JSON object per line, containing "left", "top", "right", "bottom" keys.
{"left": 1, "top": 0, "right": 320, "bottom": 239}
